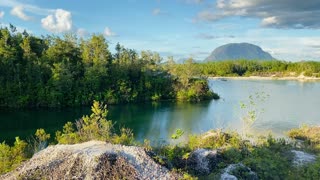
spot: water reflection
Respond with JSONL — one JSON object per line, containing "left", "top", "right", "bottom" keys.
{"left": 1, "top": 79, "right": 320, "bottom": 143}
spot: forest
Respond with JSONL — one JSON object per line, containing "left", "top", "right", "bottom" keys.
{"left": 190, "top": 60, "right": 320, "bottom": 77}
{"left": 0, "top": 25, "right": 216, "bottom": 108}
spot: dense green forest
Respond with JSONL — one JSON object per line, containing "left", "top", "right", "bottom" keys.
{"left": 186, "top": 60, "right": 320, "bottom": 77}
{"left": 0, "top": 25, "right": 216, "bottom": 108}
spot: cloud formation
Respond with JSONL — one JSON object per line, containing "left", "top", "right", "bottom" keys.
{"left": 183, "top": 0, "right": 204, "bottom": 4}
{"left": 0, "top": 0, "right": 72, "bottom": 33}
{"left": 196, "top": 33, "right": 235, "bottom": 40}
{"left": 41, "top": 9, "right": 72, "bottom": 33}
{"left": 77, "top": 28, "right": 88, "bottom": 37}
{"left": 152, "top": 8, "right": 162, "bottom": 16}
{"left": 0, "top": 11, "right": 4, "bottom": 18}
{"left": 0, "top": 0, "right": 52, "bottom": 15}
{"left": 11, "top": 6, "right": 32, "bottom": 21}
{"left": 195, "top": 0, "right": 320, "bottom": 29}
{"left": 104, "top": 27, "right": 116, "bottom": 37}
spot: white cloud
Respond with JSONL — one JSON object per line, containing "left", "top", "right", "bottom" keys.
{"left": 0, "top": 0, "right": 52, "bottom": 15}
{"left": 152, "top": 8, "right": 161, "bottom": 15}
{"left": 41, "top": 9, "right": 72, "bottom": 33}
{"left": 104, "top": 27, "right": 116, "bottom": 37}
{"left": 77, "top": 28, "right": 88, "bottom": 37}
{"left": 195, "top": 0, "right": 320, "bottom": 29}
{"left": 11, "top": 6, "right": 32, "bottom": 21}
{"left": 0, "top": 11, "right": 4, "bottom": 18}
{"left": 261, "top": 16, "right": 278, "bottom": 26}
{"left": 183, "top": 0, "right": 204, "bottom": 4}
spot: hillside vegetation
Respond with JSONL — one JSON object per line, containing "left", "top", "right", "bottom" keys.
{"left": 0, "top": 25, "right": 217, "bottom": 108}
{"left": 173, "top": 60, "right": 320, "bottom": 77}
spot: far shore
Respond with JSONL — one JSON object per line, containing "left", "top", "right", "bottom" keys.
{"left": 208, "top": 75, "right": 320, "bottom": 81}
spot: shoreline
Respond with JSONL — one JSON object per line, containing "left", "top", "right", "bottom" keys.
{"left": 208, "top": 75, "right": 320, "bottom": 81}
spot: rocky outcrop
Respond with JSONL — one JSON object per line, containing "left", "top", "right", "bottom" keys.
{"left": 187, "top": 148, "right": 220, "bottom": 175}
{"left": 291, "top": 150, "right": 316, "bottom": 166}
{"left": 1, "top": 141, "right": 180, "bottom": 180}
{"left": 220, "top": 163, "right": 258, "bottom": 180}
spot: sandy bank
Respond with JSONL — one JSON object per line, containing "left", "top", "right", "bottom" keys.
{"left": 209, "top": 75, "right": 320, "bottom": 82}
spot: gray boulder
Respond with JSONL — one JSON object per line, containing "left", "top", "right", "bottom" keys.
{"left": 291, "top": 150, "right": 316, "bottom": 166}
{"left": 221, "top": 163, "right": 258, "bottom": 180}
{"left": 187, "top": 148, "right": 220, "bottom": 175}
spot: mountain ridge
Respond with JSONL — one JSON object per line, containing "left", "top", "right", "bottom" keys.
{"left": 205, "top": 43, "right": 275, "bottom": 61}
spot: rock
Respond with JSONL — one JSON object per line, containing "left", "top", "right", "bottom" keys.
{"left": 291, "top": 150, "right": 316, "bottom": 166}
{"left": 187, "top": 148, "right": 220, "bottom": 175}
{"left": 221, "top": 163, "right": 258, "bottom": 180}
{"left": 1, "top": 141, "right": 180, "bottom": 180}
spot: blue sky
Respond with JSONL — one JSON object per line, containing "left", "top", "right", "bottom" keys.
{"left": 0, "top": 0, "right": 320, "bottom": 61}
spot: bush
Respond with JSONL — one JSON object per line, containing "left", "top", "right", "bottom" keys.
{"left": 56, "top": 101, "right": 113, "bottom": 144}
{"left": 176, "top": 79, "right": 219, "bottom": 102}
{"left": 288, "top": 125, "right": 320, "bottom": 151}
{"left": 112, "top": 128, "right": 135, "bottom": 145}
{"left": 288, "top": 158, "right": 320, "bottom": 179}
{"left": 33, "top": 129, "right": 51, "bottom": 153}
{"left": 0, "top": 137, "right": 28, "bottom": 174}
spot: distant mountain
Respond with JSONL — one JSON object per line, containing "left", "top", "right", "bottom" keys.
{"left": 205, "top": 43, "right": 275, "bottom": 61}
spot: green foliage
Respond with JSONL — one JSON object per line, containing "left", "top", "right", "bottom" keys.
{"left": 56, "top": 101, "right": 113, "bottom": 144}
{"left": 0, "top": 26, "right": 216, "bottom": 108}
{"left": 143, "top": 139, "right": 152, "bottom": 151}
{"left": 176, "top": 79, "right": 219, "bottom": 102}
{"left": 55, "top": 121, "right": 80, "bottom": 144}
{"left": 181, "top": 173, "right": 198, "bottom": 180}
{"left": 55, "top": 101, "right": 136, "bottom": 146}
{"left": 288, "top": 158, "right": 320, "bottom": 179}
{"left": 112, "top": 128, "right": 135, "bottom": 146}
{"left": 171, "top": 129, "right": 184, "bottom": 140}
{"left": 187, "top": 130, "right": 242, "bottom": 150}
{"left": 189, "top": 60, "right": 320, "bottom": 78}
{"left": 33, "top": 129, "right": 50, "bottom": 152}
{"left": 0, "top": 137, "right": 28, "bottom": 174}
{"left": 243, "top": 146, "right": 291, "bottom": 179}
{"left": 240, "top": 92, "right": 268, "bottom": 136}
{"left": 35, "top": 129, "right": 50, "bottom": 142}
{"left": 288, "top": 125, "right": 320, "bottom": 151}
{"left": 229, "top": 165, "right": 257, "bottom": 180}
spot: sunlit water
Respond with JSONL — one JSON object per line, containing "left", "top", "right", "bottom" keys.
{"left": 1, "top": 79, "right": 320, "bottom": 143}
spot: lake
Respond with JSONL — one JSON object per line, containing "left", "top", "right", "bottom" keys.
{"left": 1, "top": 79, "right": 320, "bottom": 143}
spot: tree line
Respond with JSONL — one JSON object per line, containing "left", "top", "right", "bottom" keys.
{"left": 188, "top": 60, "right": 320, "bottom": 77}
{"left": 0, "top": 25, "right": 217, "bottom": 108}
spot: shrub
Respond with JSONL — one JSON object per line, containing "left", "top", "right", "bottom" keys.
{"left": 288, "top": 125, "right": 320, "bottom": 151}
{"left": 56, "top": 101, "right": 113, "bottom": 144}
{"left": 112, "top": 128, "right": 135, "bottom": 145}
{"left": 33, "top": 128, "right": 51, "bottom": 152}
{"left": 0, "top": 137, "right": 28, "bottom": 174}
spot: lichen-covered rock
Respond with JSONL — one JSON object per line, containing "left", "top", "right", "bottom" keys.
{"left": 1, "top": 141, "right": 180, "bottom": 180}
{"left": 187, "top": 148, "right": 220, "bottom": 175}
{"left": 291, "top": 150, "right": 316, "bottom": 166}
{"left": 221, "top": 163, "right": 258, "bottom": 180}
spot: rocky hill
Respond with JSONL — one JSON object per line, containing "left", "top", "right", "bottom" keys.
{"left": 1, "top": 141, "right": 179, "bottom": 180}
{"left": 205, "top": 43, "right": 275, "bottom": 61}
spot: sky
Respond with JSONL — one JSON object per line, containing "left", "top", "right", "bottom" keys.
{"left": 0, "top": 0, "right": 320, "bottom": 61}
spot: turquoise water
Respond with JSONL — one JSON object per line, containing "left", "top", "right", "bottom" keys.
{"left": 1, "top": 79, "right": 320, "bottom": 143}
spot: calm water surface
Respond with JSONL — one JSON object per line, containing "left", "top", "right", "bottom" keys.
{"left": 1, "top": 79, "right": 320, "bottom": 143}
